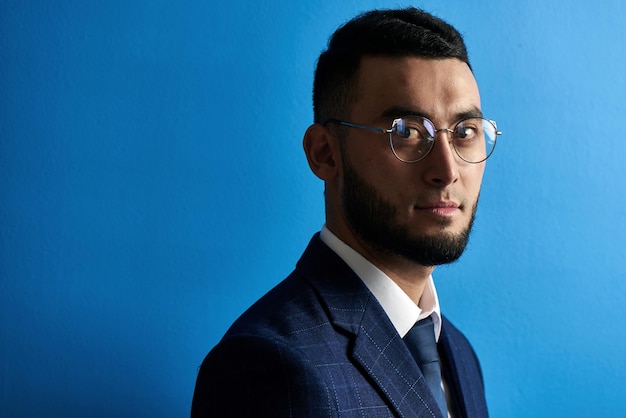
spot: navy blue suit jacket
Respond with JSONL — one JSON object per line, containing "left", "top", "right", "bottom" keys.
{"left": 191, "top": 234, "right": 488, "bottom": 417}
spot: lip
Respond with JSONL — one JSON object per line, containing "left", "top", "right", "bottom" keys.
{"left": 416, "top": 201, "right": 461, "bottom": 217}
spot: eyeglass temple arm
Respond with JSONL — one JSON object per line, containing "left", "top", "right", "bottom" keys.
{"left": 324, "top": 119, "right": 391, "bottom": 134}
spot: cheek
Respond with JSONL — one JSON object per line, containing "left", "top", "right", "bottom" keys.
{"left": 350, "top": 149, "right": 403, "bottom": 188}
{"left": 373, "top": 165, "right": 411, "bottom": 197}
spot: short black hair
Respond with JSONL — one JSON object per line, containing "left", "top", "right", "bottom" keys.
{"left": 313, "top": 7, "right": 470, "bottom": 124}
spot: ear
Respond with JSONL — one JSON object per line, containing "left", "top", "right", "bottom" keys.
{"left": 303, "top": 123, "right": 341, "bottom": 181}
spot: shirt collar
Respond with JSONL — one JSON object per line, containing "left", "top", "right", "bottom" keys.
{"left": 320, "top": 225, "right": 442, "bottom": 340}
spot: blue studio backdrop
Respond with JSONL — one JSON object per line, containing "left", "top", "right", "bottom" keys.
{"left": 2, "top": 1, "right": 626, "bottom": 416}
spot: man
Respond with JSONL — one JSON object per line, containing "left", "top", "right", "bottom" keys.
{"left": 192, "top": 7, "right": 500, "bottom": 417}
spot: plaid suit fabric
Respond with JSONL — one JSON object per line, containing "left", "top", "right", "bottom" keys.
{"left": 191, "top": 234, "right": 488, "bottom": 417}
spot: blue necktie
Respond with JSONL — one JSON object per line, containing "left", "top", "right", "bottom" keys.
{"left": 403, "top": 316, "right": 447, "bottom": 416}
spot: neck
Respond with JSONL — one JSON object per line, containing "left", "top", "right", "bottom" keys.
{"left": 325, "top": 221, "right": 435, "bottom": 305}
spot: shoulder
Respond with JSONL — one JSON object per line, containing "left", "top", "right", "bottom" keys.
{"left": 191, "top": 332, "right": 338, "bottom": 417}
{"left": 191, "top": 235, "right": 375, "bottom": 416}
{"left": 191, "top": 270, "right": 343, "bottom": 417}
{"left": 225, "top": 269, "right": 329, "bottom": 340}
{"left": 223, "top": 233, "right": 369, "bottom": 341}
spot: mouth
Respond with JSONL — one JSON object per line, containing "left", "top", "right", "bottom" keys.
{"left": 415, "top": 201, "right": 461, "bottom": 218}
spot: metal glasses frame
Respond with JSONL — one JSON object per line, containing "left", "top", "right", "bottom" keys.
{"left": 325, "top": 117, "right": 502, "bottom": 164}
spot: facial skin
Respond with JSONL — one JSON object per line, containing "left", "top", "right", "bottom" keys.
{"left": 340, "top": 149, "right": 477, "bottom": 267}
{"left": 304, "top": 56, "right": 485, "bottom": 302}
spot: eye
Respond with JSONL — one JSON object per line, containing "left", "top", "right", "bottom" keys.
{"left": 393, "top": 119, "right": 430, "bottom": 141}
{"left": 400, "top": 127, "right": 421, "bottom": 139}
{"left": 454, "top": 121, "right": 479, "bottom": 141}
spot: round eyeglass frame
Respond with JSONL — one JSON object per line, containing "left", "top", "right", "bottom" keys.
{"left": 324, "top": 116, "right": 502, "bottom": 164}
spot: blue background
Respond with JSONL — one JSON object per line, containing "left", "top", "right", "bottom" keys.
{"left": 2, "top": 0, "right": 625, "bottom": 416}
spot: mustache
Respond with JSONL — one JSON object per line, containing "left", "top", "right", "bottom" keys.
{"left": 411, "top": 191, "right": 466, "bottom": 209}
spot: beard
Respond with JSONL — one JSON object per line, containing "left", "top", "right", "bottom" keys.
{"left": 341, "top": 158, "right": 477, "bottom": 267}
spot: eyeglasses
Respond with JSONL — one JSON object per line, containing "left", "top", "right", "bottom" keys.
{"left": 325, "top": 116, "right": 502, "bottom": 164}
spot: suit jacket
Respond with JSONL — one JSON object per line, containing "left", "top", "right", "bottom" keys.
{"left": 191, "top": 234, "right": 488, "bottom": 417}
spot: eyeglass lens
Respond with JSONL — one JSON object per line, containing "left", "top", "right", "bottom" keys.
{"left": 390, "top": 117, "right": 497, "bottom": 163}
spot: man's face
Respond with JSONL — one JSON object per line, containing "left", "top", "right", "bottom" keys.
{"left": 338, "top": 56, "right": 485, "bottom": 266}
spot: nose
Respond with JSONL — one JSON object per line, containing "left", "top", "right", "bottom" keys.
{"left": 422, "top": 130, "right": 459, "bottom": 187}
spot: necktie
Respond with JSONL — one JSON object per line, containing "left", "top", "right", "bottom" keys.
{"left": 403, "top": 316, "right": 447, "bottom": 416}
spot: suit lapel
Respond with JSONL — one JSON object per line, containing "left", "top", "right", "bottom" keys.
{"left": 296, "top": 235, "right": 446, "bottom": 418}
{"left": 350, "top": 301, "right": 446, "bottom": 418}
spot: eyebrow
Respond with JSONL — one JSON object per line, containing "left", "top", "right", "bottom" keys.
{"left": 381, "top": 106, "right": 484, "bottom": 124}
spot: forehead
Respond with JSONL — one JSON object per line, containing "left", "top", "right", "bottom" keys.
{"left": 350, "top": 56, "right": 481, "bottom": 123}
